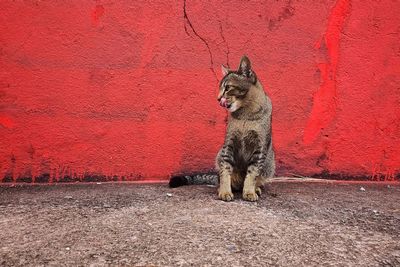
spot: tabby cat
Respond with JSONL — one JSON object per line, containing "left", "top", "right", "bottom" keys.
{"left": 169, "top": 56, "right": 275, "bottom": 202}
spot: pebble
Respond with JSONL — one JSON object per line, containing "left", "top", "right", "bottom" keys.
{"left": 226, "top": 244, "right": 237, "bottom": 252}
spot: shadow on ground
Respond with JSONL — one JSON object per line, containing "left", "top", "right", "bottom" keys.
{"left": 0, "top": 181, "right": 399, "bottom": 266}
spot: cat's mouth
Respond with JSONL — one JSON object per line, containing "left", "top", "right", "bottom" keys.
{"left": 219, "top": 98, "right": 232, "bottom": 109}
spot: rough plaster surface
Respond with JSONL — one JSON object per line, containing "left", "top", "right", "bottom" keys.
{"left": 0, "top": 182, "right": 399, "bottom": 266}
{"left": 0, "top": 1, "right": 399, "bottom": 182}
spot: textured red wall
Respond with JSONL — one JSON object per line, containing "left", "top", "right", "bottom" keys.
{"left": 1, "top": 0, "right": 399, "bottom": 183}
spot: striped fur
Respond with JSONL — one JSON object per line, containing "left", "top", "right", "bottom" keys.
{"left": 216, "top": 56, "right": 275, "bottom": 201}
{"left": 170, "top": 56, "right": 275, "bottom": 202}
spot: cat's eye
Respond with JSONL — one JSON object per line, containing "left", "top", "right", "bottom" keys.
{"left": 225, "top": 85, "right": 237, "bottom": 91}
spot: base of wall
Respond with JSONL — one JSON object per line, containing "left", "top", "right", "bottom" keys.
{"left": 1, "top": 172, "right": 399, "bottom": 184}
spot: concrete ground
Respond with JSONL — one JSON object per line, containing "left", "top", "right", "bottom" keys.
{"left": 0, "top": 180, "right": 399, "bottom": 267}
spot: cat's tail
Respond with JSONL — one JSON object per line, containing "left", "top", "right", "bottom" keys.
{"left": 169, "top": 173, "right": 218, "bottom": 188}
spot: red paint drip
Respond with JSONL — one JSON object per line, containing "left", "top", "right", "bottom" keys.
{"left": 303, "top": 0, "right": 351, "bottom": 144}
{"left": 91, "top": 5, "right": 105, "bottom": 25}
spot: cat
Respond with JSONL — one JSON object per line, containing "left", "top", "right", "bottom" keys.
{"left": 169, "top": 56, "right": 275, "bottom": 202}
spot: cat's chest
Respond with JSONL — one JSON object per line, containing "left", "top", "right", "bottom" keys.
{"left": 229, "top": 118, "right": 260, "bottom": 130}
{"left": 227, "top": 119, "right": 267, "bottom": 156}
{"left": 228, "top": 119, "right": 265, "bottom": 139}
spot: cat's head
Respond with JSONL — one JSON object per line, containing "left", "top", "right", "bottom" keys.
{"left": 217, "top": 55, "right": 257, "bottom": 113}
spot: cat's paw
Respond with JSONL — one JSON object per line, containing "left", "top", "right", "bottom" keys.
{"left": 243, "top": 191, "right": 259, "bottom": 202}
{"left": 218, "top": 190, "right": 234, "bottom": 202}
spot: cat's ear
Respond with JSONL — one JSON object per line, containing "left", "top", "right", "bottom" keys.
{"left": 238, "top": 55, "right": 252, "bottom": 77}
{"left": 221, "top": 64, "right": 229, "bottom": 76}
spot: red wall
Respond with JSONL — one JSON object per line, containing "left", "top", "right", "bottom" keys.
{"left": 1, "top": 0, "right": 399, "bottom": 183}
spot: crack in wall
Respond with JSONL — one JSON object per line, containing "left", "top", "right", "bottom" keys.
{"left": 218, "top": 22, "right": 230, "bottom": 68}
{"left": 183, "top": 0, "right": 218, "bottom": 82}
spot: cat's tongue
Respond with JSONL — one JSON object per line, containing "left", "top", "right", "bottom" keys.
{"left": 219, "top": 98, "right": 228, "bottom": 108}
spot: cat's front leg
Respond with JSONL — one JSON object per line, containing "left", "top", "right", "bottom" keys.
{"left": 216, "top": 144, "right": 235, "bottom": 201}
{"left": 243, "top": 165, "right": 259, "bottom": 201}
{"left": 243, "top": 151, "right": 265, "bottom": 202}
{"left": 218, "top": 165, "right": 234, "bottom": 201}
